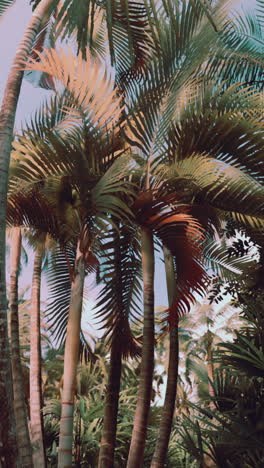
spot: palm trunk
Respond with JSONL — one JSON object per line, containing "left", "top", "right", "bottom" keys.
{"left": 151, "top": 247, "right": 178, "bottom": 468}
{"left": 127, "top": 227, "right": 155, "bottom": 468}
{"left": 207, "top": 336, "right": 215, "bottom": 411}
{"left": 58, "top": 246, "right": 85, "bottom": 468}
{"left": 0, "top": 1, "right": 55, "bottom": 464}
{"left": 30, "top": 246, "right": 46, "bottom": 468}
{"left": 98, "top": 339, "right": 122, "bottom": 468}
{"left": 9, "top": 228, "right": 33, "bottom": 468}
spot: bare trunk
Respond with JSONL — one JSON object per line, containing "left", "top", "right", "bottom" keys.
{"left": 10, "top": 228, "right": 33, "bottom": 468}
{"left": 30, "top": 246, "right": 46, "bottom": 468}
{"left": 98, "top": 339, "right": 122, "bottom": 468}
{"left": 151, "top": 247, "right": 178, "bottom": 468}
{"left": 207, "top": 337, "right": 215, "bottom": 411}
{"left": 58, "top": 246, "right": 85, "bottom": 468}
{"left": 127, "top": 227, "right": 155, "bottom": 468}
{"left": 0, "top": 1, "right": 55, "bottom": 464}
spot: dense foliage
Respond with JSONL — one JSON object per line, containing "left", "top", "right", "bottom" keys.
{"left": 1, "top": 0, "right": 264, "bottom": 467}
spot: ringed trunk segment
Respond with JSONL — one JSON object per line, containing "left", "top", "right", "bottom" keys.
{"left": 151, "top": 246, "right": 179, "bottom": 468}
{"left": 30, "top": 246, "right": 46, "bottom": 468}
{"left": 0, "top": 1, "right": 56, "bottom": 464}
{"left": 10, "top": 228, "right": 33, "bottom": 468}
{"left": 151, "top": 329, "right": 178, "bottom": 468}
{"left": 207, "top": 340, "right": 215, "bottom": 411}
{"left": 98, "top": 340, "right": 122, "bottom": 468}
{"left": 58, "top": 247, "right": 85, "bottom": 468}
{"left": 127, "top": 227, "right": 155, "bottom": 468}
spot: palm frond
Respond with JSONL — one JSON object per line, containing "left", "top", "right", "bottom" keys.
{"left": 208, "top": 8, "right": 264, "bottom": 88}
{"left": 24, "top": 13, "right": 56, "bottom": 90}
{"left": 95, "top": 223, "right": 142, "bottom": 358}
{"left": 0, "top": 0, "right": 15, "bottom": 17}
{"left": 165, "top": 153, "right": 264, "bottom": 227}
{"left": 218, "top": 335, "right": 264, "bottom": 377}
{"left": 204, "top": 238, "right": 254, "bottom": 281}
{"left": 134, "top": 191, "right": 208, "bottom": 325}
{"left": 45, "top": 244, "right": 97, "bottom": 358}
{"left": 54, "top": 0, "right": 153, "bottom": 79}
{"left": 7, "top": 189, "right": 61, "bottom": 240}
{"left": 166, "top": 83, "right": 264, "bottom": 181}
{"left": 24, "top": 46, "right": 122, "bottom": 129}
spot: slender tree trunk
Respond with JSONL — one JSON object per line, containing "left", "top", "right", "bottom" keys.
{"left": 10, "top": 228, "right": 33, "bottom": 468}
{"left": 98, "top": 339, "right": 122, "bottom": 468}
{"left": 74, "top": 409, "right": 81, "bottom": 467}
{"left": 0, "top": 1, "right": 55, "bottom": 464}
{"left": 150, "top": 246, "right": 179, "bottom": 468}
{"left": 127, "top": 227, "right": 155, "bottom": 468}
{"left": 58, "top": 246, "right": 85, "bottom": 468}
{"left": 30, "top": 246, "right": 46, "bottom": 468}
{"left": 207, "top": 336, "right": 215, "bottom": 411}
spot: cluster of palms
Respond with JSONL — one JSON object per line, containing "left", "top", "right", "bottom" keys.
{"left": 1, "top": 0, "right": 264, "bottom": 467}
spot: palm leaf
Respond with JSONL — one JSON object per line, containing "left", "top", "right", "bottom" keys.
{"left": 24, "top": 12, "right": 56, "bottom": 90}
{"left": 95, "top": 222, "right": 142, "bottom": 358}
{"left": 166, "top": 82, "right": 264, "bottom": 181}
{"left": 45, "top": 244, "right": 98, "bottom": 358}
{"left": 133, "top": 191, "right": 208, "bottom": 325}
{"left": 54, "top": 0, "right": 152, "bottom": 77}
{"left": 0, "top": 0, "right": 15, "bottom": 17}
{"left": 204, "top": 238, "right": 255, "bottom": 281}
{"left": 24, "top": 46, "right": 122, "bottom": 129}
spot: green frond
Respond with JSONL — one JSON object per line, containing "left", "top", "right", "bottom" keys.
{"left": 54, "top": 0, "right": 152, "bottom": 77}
{"left": 166, "top": 83, "right": 264, "bottom": 181}
{"left": 204, "top": 238, "right": 255, "bottom": 281}
{"left": 0, "top": 0, "right": 15, "bottom": 17}
{"left": 207, "top": 8, "right": 264, "bottom": 87}
{"left": 112, "top": 1, "right": 154, "bottom": 88}
{"left": 7, "top": 189, "right": 62, "bottom": 240}
{"left": 218, "top": 335, "right": 264, "bottom": 377}
{"left": 92, "top": 154, "right": 136, "bottom": 222}
{"left": 24, "top": 13, "right": 56, "bottom": 90}
{"left": 21, "top": 92, "right": 79, "bottom": 140}
{"left": 167, "top": 153, "right": 264, "bottom": 219}
{"left": 95, "top": 223, "right": 142, "bottom": 358}
{"left": 257, "top": 0, "right": 264, "bottom": 28}
{"left": 46, "top": 245, "right": 97, "bottom": 359}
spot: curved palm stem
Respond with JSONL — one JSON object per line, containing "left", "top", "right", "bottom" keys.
{"left": 0, "top": 1, "right": 55, "bottom": 463}
{"left": 151, "top": 246, "right": 179, "bottom": 468}
{"left": 98, "top": 339, "right": 122, "bottom": 468}
{"left": 9, "top": 227, "right": 33, "bottom": 468}
{"left": 58, "top": 242, "right": 85, "bottom": 468}
{"left": 30, "top": 244, "right": 46, "bottom": 468}
{"left": 127, "top": 226, "right": 155, "bottom": 468}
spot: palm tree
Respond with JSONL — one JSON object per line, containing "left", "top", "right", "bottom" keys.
{"left": 8, "top": 45, "right": 139, "bottom": 467}
{"left": 57, "top": 241, "right": 86, "bottom": 467}
{"left": 6, "top": 3, "right": 264, "bottom": 466}
{"left": 126, "top": 219, "right": 155, "bottom": 467}
{"left": 30, "top": 241, "right": 46, "bottom": 467}
{"left": 9, "top": 227, "right": 33, "bottom": 467}
{"left": 0, "top": 2, "right": 56, "bottom": 462}
{"left": 150, "top": 247, "right": 178, "bottom": 468}
{"left": 97, "top": 223, "right": 141, "bottom": 468}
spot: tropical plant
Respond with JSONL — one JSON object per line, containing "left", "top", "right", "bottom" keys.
{"left": 0, "top": 2, "right": 56, "bottom": 463}
{"left": 2, "top": 1, "right": 264, "bottom": 466}
{"left": 30, "top": 240, "right": 46, "bottom": 467}
{"left": 9, "top": 227, "right": 33, "bottom": 467}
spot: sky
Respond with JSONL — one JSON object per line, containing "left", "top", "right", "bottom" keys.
{"left": 0, "top": 0, "right": 258, "bottom": 340}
